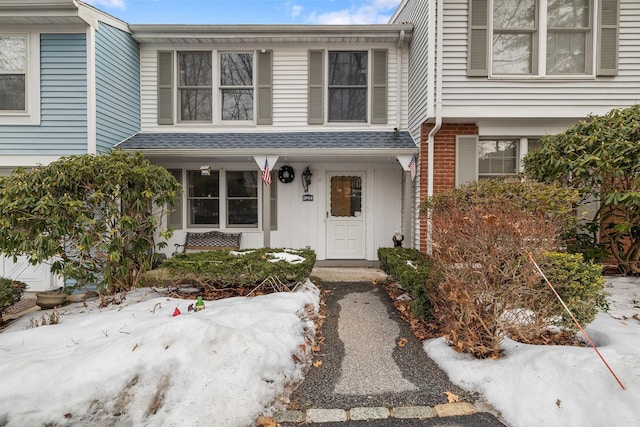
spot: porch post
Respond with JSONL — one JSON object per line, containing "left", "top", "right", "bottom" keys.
{"left": 262, "top": 182, "right": 271, "bottom": 248}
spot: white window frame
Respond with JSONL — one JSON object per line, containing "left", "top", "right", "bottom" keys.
{"left": 326, "top": 50, "right": 369, "bottom": 123}
{"left": 456, "top": 136, "right": 539, "bottom": 186}
{"left": 219, "top": 51, "right": 255, "bottom": 124}
{"left": 489, "top": 0, "right": 595, "bottom": 78}
{"left": 0, "top": 32, "right": 40, "bottom": 125}
{"left": 177, "top": 50, "right": 213, "bottom": 123}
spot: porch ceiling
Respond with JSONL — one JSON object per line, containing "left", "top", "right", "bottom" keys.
{"left": 117, "top": 131, "right": 418, "bottom": 162}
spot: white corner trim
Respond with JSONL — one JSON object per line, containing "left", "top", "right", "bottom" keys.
{"left": 86, "top": 26, "right": 97, "bottom": 154}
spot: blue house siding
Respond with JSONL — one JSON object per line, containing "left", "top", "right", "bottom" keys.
{"left": 95, "top": 23, "right": 140, "bottom": 154}
{"left": 0, "top": 33, "right": 88, "bottom": 156}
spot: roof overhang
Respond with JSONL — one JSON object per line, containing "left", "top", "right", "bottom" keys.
{"left": 0, "top": 0, "right": 130, "bottom": 32}
{"left": 117, "top": 131, "right": 418, "bottom": 165}
{"left": 129, "top": 24, "right": 413, "bottom": 45}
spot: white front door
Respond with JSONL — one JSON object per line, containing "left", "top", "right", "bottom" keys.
{"left": 0, "top": 255, "right": 61, "bottom": 291}
{"left": 327, "top": 173, "right": 365, "bottom": 259}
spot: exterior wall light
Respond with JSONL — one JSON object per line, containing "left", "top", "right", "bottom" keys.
{"left": 200, "top": 165, "right": 211, "bottom": 176}
{"left": 302, "top": 167, "right": 312, "bottom": 193}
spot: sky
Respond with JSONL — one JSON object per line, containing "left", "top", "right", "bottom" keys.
{"left": 84, "top": 0, "right": 403, "bottom": 25}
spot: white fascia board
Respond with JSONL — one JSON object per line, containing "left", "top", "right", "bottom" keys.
{"left": 121, "top": 148, "right": 418, "bottom": 158}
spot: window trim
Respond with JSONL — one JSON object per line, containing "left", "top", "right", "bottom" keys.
{"left": 327, "top": 50, "right": 369, "bottom": 123}
{"left": 0, "top": 32, "right": 40, "bottom": 125}
{"left": 177, "top": 51, "right": 213, "bottom": 123}
{"left": 468, "top": 0, "right": 617, "bottom": 79}
{"left": 225, "top": 170, "right": 259, "bottom": 228}
{"left": 219, "top": 51, "right": 255, "bottom": 123}
{"left": 186, "top": 169, "right": 221, "bottom": 228}
{"left": 489, "top": 0, "right": 593, "bottom": 78}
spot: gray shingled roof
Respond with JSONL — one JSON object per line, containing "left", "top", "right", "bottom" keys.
{"left": 117, "top": 131, "right": 416, "bottom": 151}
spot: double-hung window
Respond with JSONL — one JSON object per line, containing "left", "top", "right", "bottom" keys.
{"left": 0, "top": 34, "right": 27, "bottom": 111}
{"left": 220, "top": 53, "right": 254, "bottom": 121}
{"left": 182, "top": 169, "right": 259, "bottom": 228}
{"left": 308, "top": 49, "right": 388, "bottom": 125}
{"left": 477, "top": 140, "right": 519, "bottom": 179}
{"left": 328, "top": 51, "right": 368, "bottom": 122}
{"left": 178, "top": 52, "right": 212, "bottom": 122}
{"left": 468, "top": 0, "right": 619, "bottom": 77}
{"left": 158, "top": 50, "right": 272, "bottom": 125}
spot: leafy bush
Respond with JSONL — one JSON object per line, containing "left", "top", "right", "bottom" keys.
{"left": 1, "top": 277, "right": 27, "bottom": 317}
{"left": 0, "top": 150, "right": 181, "bottom": 293}
{"left": 378, "top": 247, "right": 436, "bottom": 319}
{"left": 426, "top": 179, "right": 581, "bottom": 358}
{"left": 537, "top": 252, "right": 606, "bottom": 331}
{"left": 524, "top": 105, "right": 640, "bottom": 274}
{"left": 158, "top": 248, "right": 316, "bottom": 288}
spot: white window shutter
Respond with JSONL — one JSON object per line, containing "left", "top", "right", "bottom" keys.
{"left": 456, "top": 135, "right": 479, "bottom": 186}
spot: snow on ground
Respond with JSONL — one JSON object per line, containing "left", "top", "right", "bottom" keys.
{"left": 0, "top": 281, "right": 320, "bottom": 427}
{"left": 425, "top": 276, "right": 640, "bottom": 427}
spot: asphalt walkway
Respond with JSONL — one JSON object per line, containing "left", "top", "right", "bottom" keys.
{"left": 274, "top": 269, "right": 506, "bottom": 426}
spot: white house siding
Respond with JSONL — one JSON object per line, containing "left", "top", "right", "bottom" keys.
{"left": 139, "top": 43, "right": 407, "bottom": 132}
{"left": 442, "top": 0, "right": 640, "bottom": 120}
{"left": 270, "top": 162, "right": 402, "bottom": 261}
{"left": 391, "top": 0, "right": 432, "bottom": 144}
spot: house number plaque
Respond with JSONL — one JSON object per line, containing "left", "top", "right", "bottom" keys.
{"left": 302, "top": 194, "right": 314, "bottom": 202}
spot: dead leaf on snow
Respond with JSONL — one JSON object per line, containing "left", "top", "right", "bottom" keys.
{"left": 444, "top": 391, "right": 459, "bottom": 403}
{"left": 131, "top": 343, "right": 139, "bottom": 352}
{"left": 556, "top": 399, "right": 561, "bottom": 408}
{"left": 255, "top": 415, "right": 276, "bottom": 427}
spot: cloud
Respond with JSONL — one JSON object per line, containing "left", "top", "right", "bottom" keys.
{"left": 308, "top": 0, "right": 401, "bottom": 25}
{"left": 84, "top": 0, "right": 126, "bottom": 9}
{"left": 291, "top": 4, "right": 303, "bottom": 18}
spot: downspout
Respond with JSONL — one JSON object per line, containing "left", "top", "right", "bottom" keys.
{"left": 396, "top": 29, "right": 405, "bottom": 130}
{"left": 426, "top": 0, "right": 444, "bottom": 254}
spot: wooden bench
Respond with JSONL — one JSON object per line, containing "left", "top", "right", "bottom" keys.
{"left": 174, "top": 231, "right": 242, "bottom": 253}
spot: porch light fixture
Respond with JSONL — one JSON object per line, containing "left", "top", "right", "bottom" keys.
{"left": 200, "top": 165, "right": 211, "bottom": 176}
{"left": 302, "top": 167, "right": 312, "bottom": 193}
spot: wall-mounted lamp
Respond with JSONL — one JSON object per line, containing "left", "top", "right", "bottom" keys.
{"left": 302, "top": 167, "right": 312, "bottom": 193}
{"left": 200, "top": 165, "right": 211, "bottom": 176}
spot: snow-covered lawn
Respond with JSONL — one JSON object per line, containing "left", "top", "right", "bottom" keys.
{"left": 0, "top": 281, "right": 319, "bottom": 427}
{"left": 425, "top": 277, "right": 640, "bottom": 427}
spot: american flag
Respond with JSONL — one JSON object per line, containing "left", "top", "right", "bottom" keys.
{"left": 262, "top": 158, "right": 272, "bottom": 185}
{"left": 409, "top": 154, "right": 417, "bottom": 182}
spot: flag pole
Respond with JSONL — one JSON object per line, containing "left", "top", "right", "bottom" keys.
{"left": 525, "top": 251, "right": 625, "bottom": 390}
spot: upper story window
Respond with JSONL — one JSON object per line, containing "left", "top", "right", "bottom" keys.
{"left": 220, "top": 53, "right": 254, "bottom": 121}
{"left": 308, "top": 49, "right": 388, "bottom": 125}
{"left": 328, "top": 52, "right": 368, "bottom": 122}
{"left": 0, "top": 34, "right": 27, "bottom": 111}
{"left": 158, "top": 50, "right": 272, "bottom": 126}
{"left": 468, "top": 0, "right": 619, "bottom": 78}
{"left": 178, "top": 52, "right": 212, "bottom": 122}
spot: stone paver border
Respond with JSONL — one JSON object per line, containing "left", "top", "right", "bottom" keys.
{"left": 272, "top": 402, "right": 478, "bottom": 423}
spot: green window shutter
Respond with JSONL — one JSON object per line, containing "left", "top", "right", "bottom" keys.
{"left": 456, "top": 135, "right": 479, "bottom": 186}
{"left": 257, "top": 50, "right": 273, "bottom": 125}
{"left": 157, "top": 51, "right": 174, "bottom": 125}
{"left": 371, "top": 49, "right": 388, "bottom": 124}
{"left": 597, "top": 0, "right": 619, "bottom": 76}
{"left": 308, "top": 50, "right": 324, "bottom": 125}
{"left": 467, "top": 0, "right": 489, "bottom": 77}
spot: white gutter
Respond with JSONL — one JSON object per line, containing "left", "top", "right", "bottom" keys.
{"left": 426, "top": 0, "right": 444, "bottom": 254}
{"left": 396, "top": 29, "right": 405, "bottom": 130}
